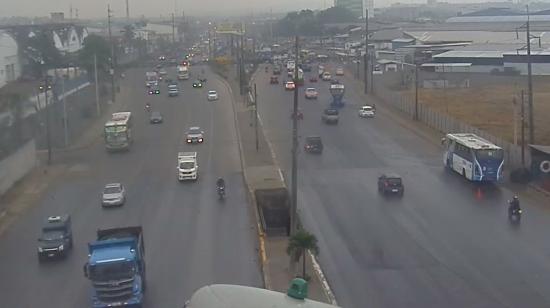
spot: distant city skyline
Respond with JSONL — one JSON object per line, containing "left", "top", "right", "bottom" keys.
{"left": 1, "top": 0, "right": 529, "bottom": 19}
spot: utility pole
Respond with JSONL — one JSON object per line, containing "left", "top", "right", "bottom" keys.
{"left": 521, "top": 90, "right": 526, "bottom": 167}
{"left": 414, "top": 64, "right": 419, "bottom": 120}
{"left": 171, "top": 13, "right": 176, "bottom": 45}
{"left": 254, "top": 83, "right": 259, "bottom": 152}
{"left": 62, "top": 74, "right": 68, "bottom": 147}
{"left": 40, "top": 75, "right": 52, "bottom": 165}
{"left": 526, "top": 6, "right": 535, "bottom": 144}
{"left": 290, "top": 35, "right": 299, "bottom": 235}
{"left": 208, "top": 25, "right": 212, "bottom": 61}
{"left": 125, "top": 0, "right": 130, "bottom": 22}
{"left": 240, "top": 32, "right": 245, "bottom": 95}
{"left": 94, "top": 54, "right": 101, "bottom": 116}
{"left": 364, "top": 9, "right": 369, "bottom": 94}
{"left": 370, "top": 50, "right": 374, "bottom": 93}
{"left": 269, "top": 8, "right": 273, "bottom": 43}
{"left": 107, "top": 5, "right": 116, "bottom": 103}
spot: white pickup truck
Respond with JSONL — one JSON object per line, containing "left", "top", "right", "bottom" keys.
{"left": 177, "top": 152, "right": 198, "bottom": 181}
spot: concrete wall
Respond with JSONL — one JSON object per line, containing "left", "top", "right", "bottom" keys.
{"left": 0, "top": 139, "right": 36, "bottom": 196}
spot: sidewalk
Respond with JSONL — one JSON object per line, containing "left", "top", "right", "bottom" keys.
{"left": 218, "top": 63, "right": 335, "bottom": 304}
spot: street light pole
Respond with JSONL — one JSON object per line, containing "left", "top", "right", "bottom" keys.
{"left": 364, "top": 8, "right": 369, "bottom": 94}
{"left": 414, "top": 64, "right": 419, "bottom": 121}
{"left": 254, "top": 83, "right": 259, "bottom": 152}
{"left": 107, "top": 5, "right": 116, "bottom": 103}
{"left": 290, "top": 35, "right": 300, "bottom": 235}
{"left": 42, "top": 76, "right": 52, "bottom": 165}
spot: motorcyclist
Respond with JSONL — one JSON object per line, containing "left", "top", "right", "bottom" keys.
{"left": 216, "top": 177, "right": 225, "bottom": 189}
{"left": 145, "top": 103, "right": 151, "bottom": 111}
{"left": 508, "top": 195, "right": 521, "bottom": 216}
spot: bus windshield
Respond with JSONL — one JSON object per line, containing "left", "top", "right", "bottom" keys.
{"left": 475, "top": 149, "right": 503, "bottom": 161}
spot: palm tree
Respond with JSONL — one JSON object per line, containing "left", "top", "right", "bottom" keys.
{"left": 287, "top": 229, "right": 319, "bottom": 279}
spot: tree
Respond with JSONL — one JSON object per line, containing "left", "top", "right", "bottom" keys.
{"left": 318, "top": 6, "right": 358, "bottom": 23}
{"left": 24, "top": 31, "right": 63, "bottom": 77}
{"left": 6, "top": 93, "right": 24, "bottom": 143}
{"left": 287, "top": 229, "right": 320, "bottom": 279}
{"left": 79, "top": 35, "right": 111, "bottom": 78}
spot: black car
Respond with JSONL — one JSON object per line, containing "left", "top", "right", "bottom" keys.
{"left": 377, "top": 173, "right": 404, "bottom": 196}
{"left": 150, "top": 111, "right": 163, "bottom": 124}
{"left": 304, "top": 136, "right": 323, "bottom": 154}
{"left": 322, "top": 108, "right": 339, "bottom": 125}
{"left": 193, "top": 80, "right": 203, "bottom": 88}
{"left": 148, "top": 86, "right": 160, "bottom": 95}
{"left": 37, "top": 215, "right": 73, "bottom": 261}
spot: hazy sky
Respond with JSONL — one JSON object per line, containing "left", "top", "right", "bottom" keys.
{"left": 2, "top": 0, "right": 334, "bottom": 19}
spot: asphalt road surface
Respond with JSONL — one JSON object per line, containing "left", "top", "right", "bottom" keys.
{"left": 256, "top": 65, "right": 550, "bottom": 308}
{"left": 0, "top": 65, "right": 262, "bottom": 307}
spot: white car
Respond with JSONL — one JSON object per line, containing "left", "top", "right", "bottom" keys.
{"left": 207, "top": 90, "right": 218, "bottom": 101}
{"left": 335, "top": 67, "right": 344, "bottom": 76}
{"left": 304, "top": 88, "right": 318, "bottom": 99}
{"left": 322, "top": 72, "right": 332, "bottom": 81}
{"left": 101, "top": 183, "right": 126, "bottom": 207}
{"left": 186, "top": 127, "right": 204, "bottom": 143}
{"left": 358, "top": 105, "right": 375, "bottom": 118}
{"left": 285, "top": 81, "right": 296, "bottom": 91}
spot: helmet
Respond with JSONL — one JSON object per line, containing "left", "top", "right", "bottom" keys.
{"left": 513, "top": 195, "right": 519, "bottom": 201}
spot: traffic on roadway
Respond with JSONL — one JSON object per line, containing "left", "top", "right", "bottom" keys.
{"left": 0, "top": 55, "right": 262, "bottom": 307}
{"left": 257, "top": 54, "right": 550, "bottom": 308}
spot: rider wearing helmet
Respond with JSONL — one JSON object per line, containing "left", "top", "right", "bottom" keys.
{"left": 509, "top": 195, "right": 520, "bottom": 215}
{"left": 216, "top": 177, "right": 225, "bottom": 189}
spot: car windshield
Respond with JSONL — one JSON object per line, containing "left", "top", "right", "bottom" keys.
{"left": 189, "top": 128, "right": 201, "bottom": 134}
{"left": 475, "top": 149, "right": 504, "bottom": 160}
{"left": 89, "top": 261, "right": 135, "bottom": 281}
{"left": 362, "top": 106, "right": 373, "bottom": 111}
{"left": 307, "top": 138, "right": 321, "bottom": 145}
{"left": 40, "top": 229, "right": 65, "bottom": 241}
{"left": 306, "top": 88, "right": 316, "bottom": 92}
{"left": 179, "top": 162, "right": 195, "bottom": 169}
{"left": 325, "top": 109, "right": 338, "bottom": 115}
{"left": 386, "top": 178, "right": 402, "bottom": 185}
{"left": 104, "top": 186, "right": 121, "bottom": 194}
{"left": 209, "top": 91, "right": 216, "bottom": 94}
{"left": 151, "top": 112, "right": 161, "bottom": 118}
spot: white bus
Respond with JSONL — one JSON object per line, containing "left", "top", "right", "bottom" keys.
{"left": 442, "top": 133, "right": 504, "bottom": 182}
{"left": 177, "top": 65, "right": 189, "bottom": 80}
{"left": 104, "top": 112, "right": 133, "bottom": 151}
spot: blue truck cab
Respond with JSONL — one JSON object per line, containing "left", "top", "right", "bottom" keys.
{"left": 83, "top": 226, "right": 146, "bottom": 308}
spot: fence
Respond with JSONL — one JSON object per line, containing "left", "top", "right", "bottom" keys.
{"left": 374, "top": 72, "right": 527, "bottom": 169}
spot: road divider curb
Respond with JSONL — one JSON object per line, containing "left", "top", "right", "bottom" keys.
{"left": 217, "top": 68, "right": 271, "bottom": 289}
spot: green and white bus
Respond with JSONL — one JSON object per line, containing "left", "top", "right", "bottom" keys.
{"left": 104, "top": 112, "right": 133, "bottom": 151}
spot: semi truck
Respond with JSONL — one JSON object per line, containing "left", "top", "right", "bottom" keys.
{"left": 83, "top": 226, "right": 146, "bottom": 308}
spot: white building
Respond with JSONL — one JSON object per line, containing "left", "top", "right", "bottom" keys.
{"left": 0, "top": 30, "right": 21, "bottom": 88}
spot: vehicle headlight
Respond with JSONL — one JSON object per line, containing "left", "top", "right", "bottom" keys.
{"left": 59, "top": 245, "right": 64, "bottom": 251}
{"left": 186, "top": 139, "right": 192, "bottom": 143}
{"left": 198, "top": 138, "right": 203, "bottom": 142}
{"left": 38, "top": 247, "right": 43, "bottom": 252}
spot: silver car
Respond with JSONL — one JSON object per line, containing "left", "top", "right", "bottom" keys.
{"left": 186, "top": 127, "right": 204, "bottom": 144}
{"left": 207, "top": 90, "right": 218, "bottom": 101}
{"left": 101, "top": 183, "right": 126, "bottom": 207}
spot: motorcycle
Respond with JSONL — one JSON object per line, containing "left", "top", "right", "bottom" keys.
{"left": 508, "top": 203, "right": 522, "bottom": 224}
{"left": 145, "top": 104, "right": 151, "bottom": 112}
{"left": 217, "top": 186, "right": 225, "bottom": 200}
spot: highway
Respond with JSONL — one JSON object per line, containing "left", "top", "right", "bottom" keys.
{"left": 0, "top": 65, "right": 262, "bottom": 307}
{"left": 255, "top": 65, "right": 550, "bottom": 308}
